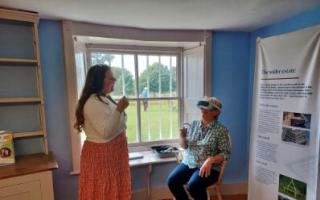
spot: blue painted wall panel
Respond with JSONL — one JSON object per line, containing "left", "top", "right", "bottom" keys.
{"left": 212, "top": 32, "right": 250, "bottom": 183}
{"left": 39, "top": 20, "right": 79, "bottom": 200}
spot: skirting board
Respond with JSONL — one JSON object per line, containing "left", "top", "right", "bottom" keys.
{"left": 132, "top": 182, "right": 248, "bottom": 200}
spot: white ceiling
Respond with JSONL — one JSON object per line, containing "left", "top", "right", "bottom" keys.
{"left": 1, "top": 0, "right": 320, "bottom": 31}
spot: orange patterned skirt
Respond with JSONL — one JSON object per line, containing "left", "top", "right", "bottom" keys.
{"left": 79, "top": 132, "right": 131, "bottom": 200}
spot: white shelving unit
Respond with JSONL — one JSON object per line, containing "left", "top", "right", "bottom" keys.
{"left": 0, "top": 8, "right": 48, "bottom": 154}
{"left": 0, "top": 8, "right": 56, "bottom": 200}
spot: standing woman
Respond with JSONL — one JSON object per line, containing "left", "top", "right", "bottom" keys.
{"left": 74, "top": 64, "right": 131, "bottom": 200}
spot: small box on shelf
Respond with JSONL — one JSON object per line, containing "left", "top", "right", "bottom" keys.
{"left": 0, "top": 131, "right": 15, "bottom": 166}
{"left": 150, "top": 145, "right": 179, "bottom": 158}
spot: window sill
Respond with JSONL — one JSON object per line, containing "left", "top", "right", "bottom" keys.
{"left": 129, "top": 150, "right": 178, "bottom": 167}
{"left": 69, "top": 140, "right": 180, "bottom": 175}
{"left": 128, "top": 139, "right": 179, "bottom": 152}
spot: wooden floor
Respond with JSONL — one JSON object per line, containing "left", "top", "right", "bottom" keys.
{"left": 213, "top": 194, "right": 247, "bottom": 200}
{"left": 162, "top": 194, "right": 247, "bottom": 200}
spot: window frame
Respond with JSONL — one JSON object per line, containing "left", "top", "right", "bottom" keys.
{"left": 86, "top": 46, "right": 182, "bottom": 145}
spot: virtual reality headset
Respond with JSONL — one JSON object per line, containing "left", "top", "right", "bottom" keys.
{"left": 197, "top": 97, "right": 222, "bottom": 111}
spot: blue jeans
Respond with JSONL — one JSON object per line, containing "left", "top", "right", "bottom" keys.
{"left": 167, "top": 163, "right": 220, "bottom": 200}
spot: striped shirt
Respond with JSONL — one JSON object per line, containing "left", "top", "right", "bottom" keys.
{"left": 182, "top": 120, "right": 231, "bottom": 171}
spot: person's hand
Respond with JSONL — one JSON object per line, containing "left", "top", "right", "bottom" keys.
{"left": 179, "top": 128, "right": 188, "bottom": 149}
{"left": 116, "top": 96, "right": 129, "bottom": 112}
{"left": 180, "top": 128, "right": 187, "bottom": 138}
{"left": 199, "top": 157, "right": 214, "bottom": 178}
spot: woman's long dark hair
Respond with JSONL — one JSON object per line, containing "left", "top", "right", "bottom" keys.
{"left": 74, "top": 64, "right": 111, "bottom": 132}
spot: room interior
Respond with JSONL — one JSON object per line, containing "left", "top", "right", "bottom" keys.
{"left": 0, "top": 1, "right": 320, "bottom": 199}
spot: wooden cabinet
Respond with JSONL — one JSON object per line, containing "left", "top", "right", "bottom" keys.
{"left": 0, "top": 171, "right": 53, "bottom": 200}
{"left": 0, "top": 153, "right": 58, "bottom": 200}
{"left": 0, "top": 8, "right": 48, "bottom": 155}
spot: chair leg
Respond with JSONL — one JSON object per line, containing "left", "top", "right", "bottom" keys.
{"left": 216, "top": 188, "right": 222, "bottom": 200}
{"left": 207, "top": 189, "right": 211, "bottom": 200}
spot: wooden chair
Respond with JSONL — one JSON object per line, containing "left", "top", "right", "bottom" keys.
{"left": 173, "top": 132, "right": 231, "bottom": 200}
{"left": 206, "top": 161, "right": 227, "bottom": 200}
{"left": 207, "top": 133, "right": 231, "bottom": 199}
{"left": 172, "top": 160, "right": 228, "bottom": 200}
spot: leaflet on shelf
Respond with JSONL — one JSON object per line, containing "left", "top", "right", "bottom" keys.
{"left": 0, "top": 130, "right": 15, "bottom": 166}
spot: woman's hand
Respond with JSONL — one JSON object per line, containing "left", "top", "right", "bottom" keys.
{"left": 116, "top": 96, "right": 129, "bottom": 112}
{"left": 199, "top": 157, "right": 214, "bottom": 178}
{"left": 179, "top": 128, "right": 188, "bottom": 149}
{"left": 180, "top": 128, "right": 187, "bottom": 138}
{"left": 199, "top": 155, "right": 224, "bottom": 178}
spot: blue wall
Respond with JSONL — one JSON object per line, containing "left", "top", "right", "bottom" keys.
{"left": 39, "top": 20, "right": 79, "bottom": 200}
{"left": 212, "top": 32, "right": 250, "bottom": 183}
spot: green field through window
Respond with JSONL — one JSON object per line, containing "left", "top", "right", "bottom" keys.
{"left": 126, "top": 100, "right": 179, "bottom": 143}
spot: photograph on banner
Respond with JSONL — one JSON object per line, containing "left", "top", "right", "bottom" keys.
{"left": 281, "top": 127, "right": 310, "bottom": 146}
{"left": 278, "top": 174, "right": 307, "bottom": 200}
{"left": 282, "top": 112, "right": 311, "bottom": 129}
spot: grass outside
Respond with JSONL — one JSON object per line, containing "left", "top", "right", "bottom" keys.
{"left": 126, "top": 100, "right": 179, "bottom": 143}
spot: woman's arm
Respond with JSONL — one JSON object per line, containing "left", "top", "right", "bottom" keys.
{"left": 216, "top": 129, "right": 232, "bottom": 161}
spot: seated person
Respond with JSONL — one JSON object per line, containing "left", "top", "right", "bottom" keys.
{"left": 167, "top": 97, "right": 231, "bottom": 200}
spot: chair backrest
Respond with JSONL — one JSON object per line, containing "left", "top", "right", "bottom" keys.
{"left": 215, "top": 133, "right": 231, "bottom": 184}
{"left": 216, "top": 161, "right": 227, "bottom": 184}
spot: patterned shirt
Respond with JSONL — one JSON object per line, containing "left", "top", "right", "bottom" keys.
{"left": 182, "top": 119, "right": 231, "bottom": 171}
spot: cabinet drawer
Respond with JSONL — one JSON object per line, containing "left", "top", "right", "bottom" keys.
{"left": 0, "top": 171, "right": 54, "bottom": 200}
{"left": 0, "top": 180, "right": 41, "bottom": 200}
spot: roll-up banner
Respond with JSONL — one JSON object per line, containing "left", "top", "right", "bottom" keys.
{"left": 248, "top": 25, "right": 320, "bottom": 200}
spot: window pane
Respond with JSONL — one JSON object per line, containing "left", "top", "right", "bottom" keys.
{"left": 138, "top": 55, "right": 149, "bottom": 99}
{"left": 138, "top": 55, "right": 177, "bottom": 98}
{"left": 124, "top": 100, "right": 138, "bottom": 143}
{"left": 91, "top": 52, "right": 114, "bottom": 65}
{"left": 140, "top": 99, "right": 179, "bottom": 142}
{"left": 91, "top": 52, "right": 136, "bottom": 99}
{"left": 148, "top": 55, "right": 159, "bottom": 66}
{"left": 170, "top": 56, "right": 177, "bottom": 96}
{"left": 112, "top": 54, "right": 136, "bottom": 98}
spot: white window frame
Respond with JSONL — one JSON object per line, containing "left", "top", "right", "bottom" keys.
{"left": 62, "top": 20, "right": 212, "bottom": 173}
{"left": 86, "top": 45, "right": 182, "bottom": 146}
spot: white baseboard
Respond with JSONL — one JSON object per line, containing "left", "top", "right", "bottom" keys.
{"left": 132, "top": 182, "right": 248, "bottom": 200}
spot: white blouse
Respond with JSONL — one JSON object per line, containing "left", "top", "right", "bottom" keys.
{"left": 83, "top": 94, "right": 127, "bottom": 143}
